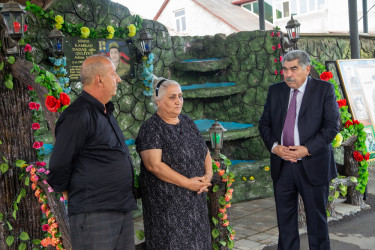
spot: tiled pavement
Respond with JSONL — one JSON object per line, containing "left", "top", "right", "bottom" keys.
{"left": 133, "top": 196, "right": 362, "bottom": 249}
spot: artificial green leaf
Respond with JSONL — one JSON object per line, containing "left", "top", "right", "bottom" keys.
{"left": 13, "top": 203, "right": 18, "bottom": 211}
{"left": 12, "top": 210, "right": 16, "bottom": 219}
{"left": 213, "top": 243, "right": 219, "bottom": 250}
{"left": 0, "top": 212, "right": 3, "bottom": 221}
{"left": 211, "top": 228, "right": 220, "bottom": 239}
{"left": 7, "top": 56, "right": 15, "bottom": 64}
{"left": 32, "top": 239, "right": 41, "bottom": 245}
{"left": 219, "top": 240, "right": 227, "bottom": 246}
{"left": 15, "top": 160, "right": 26, "bottom": 167}
{"left": 2, "top": 156, "right": 7, "bottom": 162}
{"left": 0, "top": 61, "right": 4, "bottom": 70}
{"left": 7, "top": 221, "right": 13, "bottom": 230}
{"left": 212, "top": 185, "right": 219, "bottom": 193}
{"left": 228, "top": 239, "right": 234, "bottom": 249}
{"left": 4, "top": 80, "right": 13, "bottom": 90}
{"left": 328, "top": 196, "right": 334, "bottom": 202}
{"left": 135, "top": 230, "right": 144, "bottom": 240}
{"left": 224, "top": 158, "right": 232, "bottom": 166}
{"left": 326, "top": 209, "right": 331, "bottom": 217}
{"left": 329, "top": 185, "right": 335, "bottom": 191}
{"left": 19, "top": 231, "right": 30, "bottom": 241}
{"left": 25, "top": 177, "right": 30, "bottom": 186}
{"left": 1, "top": 163, "right": 9, "bottom": 173}
{"left": 16, "top": 194, "right": 22, "bottom": 203}
{"left": 212, "top": 216, "right": 219, "bottom": 226}
{"left": 334, "top": 191, "right": 339, "bottom": 199}
{"left": 350, "top": 176, "right": 357, "bottom": 183}
{"left": 20, "top": 188, "right": 26, "bottom": 198}
{"left": 18, "top": 242, "right": 26, "bottom": 250}
{"left": 218, "top": 196, "right": 227, "bottom": 206}
{"left": 6, "top": 235, "right": 14, "bottom": 246}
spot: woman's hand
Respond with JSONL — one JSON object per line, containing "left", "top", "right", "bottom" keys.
{"left": 187, "top": 176, "right": 212, "bottom": 194}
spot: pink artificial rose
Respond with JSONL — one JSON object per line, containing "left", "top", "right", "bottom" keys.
{"left": 26, "top": 165, "right": 33, "bottom": 172}
{"left": 279, "top": 56, "right": 283, "bottom": 62}
{"left": 275, "top": 70, "right": 278, "bottom": 75}
{"left": 43, "top": 180, "right": 48, "bottom": 185}
{"left": 24, "top": 44, "right": 32, "bottom": 52}
{"left": 274, "top": 58, "right": 278, "bottom": 63}
{"left": 44, "top": 170, "right": 50, "bottom": 175}
{"left": 36, "top": 103, "right": 40, "bottom": 111}
{"left": 272, "top": 45, "right": 276, "bottom": 50}
{"left": 277, "top": 44, "right": 281, "bottom": 49}
{"left": 60, "top": 196, "right": 65, "bottom": 201}
{"left": 37, "top": 168, "right": 46, "bottom": 173}
{"left": 277, "top": 31, "right": 281, "bottom": 37}
{"left": 48, "top": 187, "right": 54, "bottom": 193}
{"left": 270, "top": 31, "right": 274, "bottom": 37}
{"left": 32, "top": 123, "right": 40, "bottom": 130}
{"left": 36, "top": 161, "right": 46, "bottom": 166}
{"left": 33, "top": 141, "right": 43, "bottom": 149}
{"left": 24, "top": 24, "right": 28, "bottom": 32}
{"left": 280, "top": 70, "right": 283, "bottom": 75}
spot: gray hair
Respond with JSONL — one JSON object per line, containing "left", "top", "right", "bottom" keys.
{"left": 152, "top": 78, "right": 181, "bottom": 109}
{"left": 80, "top": 54, "right": 112, "bottom": 86}
{"left": 282, "top": 50, "right": 310, "bottom": 69}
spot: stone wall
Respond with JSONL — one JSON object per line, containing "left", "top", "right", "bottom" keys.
{"left": 27, "top": 0, "right": 375, "bottom": 203}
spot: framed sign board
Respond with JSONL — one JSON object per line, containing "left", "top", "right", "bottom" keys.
{"left": 66, "top": 38, "right": 135, "bottom": 83}
{"left": 337, "top": 59, "right": 375, "bottom": 160}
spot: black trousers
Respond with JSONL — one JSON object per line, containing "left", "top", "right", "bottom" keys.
{"left": 70, "top": 210, "right": 135, "bottom": 250}
{"left": 274, "top": 160, "right": 330, "bottom": 250}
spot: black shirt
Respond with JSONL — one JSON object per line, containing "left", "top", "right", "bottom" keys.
{"left": 48, "top": 91, "right": 137, "bottom": 216}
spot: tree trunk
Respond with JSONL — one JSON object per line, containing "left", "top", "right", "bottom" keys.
{"left": 208, "top": 162, "right": 229, "bottom": 250}
{"left": 343, "top": 141, "right": 365, "bottom": 207}
{"left": 0, "top": 78, "right": 42, "bottom": 249}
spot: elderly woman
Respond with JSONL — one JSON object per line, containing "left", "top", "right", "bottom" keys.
{"left": 135, "top": 79, "right": 213, "bottom": 249}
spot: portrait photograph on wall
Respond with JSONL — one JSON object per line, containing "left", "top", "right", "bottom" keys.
{"left": 98, "top": 39, "right": 135, "bottom": 79}
{"left": 337, "top": 59, "right": 375, "bottom": 160}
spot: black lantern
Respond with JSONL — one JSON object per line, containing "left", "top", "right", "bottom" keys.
{"left": 139, "top": 29, "right": 153, "bottom": 56}
{"left": 0, "top": 0, "right": 26, "bottom": 42}
{"left": 285, "top": 15, "right": 300, "bottom": 48}
{"left": 48, "top": 27, "right": 64, "bottom": 57}
{"left": 207, "top": 120, "right": 227, "bottom": 160}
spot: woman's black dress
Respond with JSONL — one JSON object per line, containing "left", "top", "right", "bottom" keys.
{"left": 135, "top": 113, "right": 211, "bottom": 250}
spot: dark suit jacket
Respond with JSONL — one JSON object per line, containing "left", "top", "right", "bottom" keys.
{"left": 258, "top": 76, "right": 340, "bottom": 185}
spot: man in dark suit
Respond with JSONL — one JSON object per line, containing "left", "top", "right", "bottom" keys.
{"left": 259, "top": 50, "right": 340, "bottom": 250}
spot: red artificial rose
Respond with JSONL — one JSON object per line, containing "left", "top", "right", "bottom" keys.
{"left": 45, "top": 95, "right": 61, "bottom": 112}
{"left": 337, "top": 99, "right": 347, "bottom": 108}
{"left": 27, "top": 85, "right": 33, "bottom": 91}
{"left": 274, "top": 58, "right": 278, "bottom": 63}
{"left": 59, "top": 92, "right": 71, "bottom": 106}
{"left": 29, "top": 102, "right": 37, "bottom": 110}
{"left": 320, "top": 71, "right": 333, "bottom": 81}
{"left": 353, "top": 151, "right": 364, "bottom": 162}
{"left": 272, "top": 45, "right": 276, "bottom": 50}
{"left": 271, "top": 32, "right": 275, "bottom": 37}
{"left": 364, "top": 152, "right": 370, "bottom": 161}
{"left": 24, "top": 24, "right": 28, "bottom": 32}
{"left": 344, "top": 120, "right": 353, "bottom": 128}
{"left": 36, "top": 103, "right": 40, "bottom": 111}
{"left": 32, "top": 123, "right": 40, "bottom": 130}
{"left": 24, "top": 44, "right": 32, "bottom": 52}
{"left": 353, "top": 119, "right": 360, "bottom": 125}
{"left": 277, "top": 44, "right": 281, "bottom": 49}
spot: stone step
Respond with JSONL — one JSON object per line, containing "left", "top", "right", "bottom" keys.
{"left": 172, "top": 57, "right": 231, "bottom": 72}
{"left": 194, "top": 119, "right": 258, "bottom": 141}
{"left": 181, "top": 82, "right": 246, "bottom": 98}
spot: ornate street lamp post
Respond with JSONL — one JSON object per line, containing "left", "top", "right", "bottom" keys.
{"left": 285, "top": 15, "right": 301, "bottom": 50}
{"left": 139, "top": 29, "right": 153, "bottom": 56}
{"left": 48, "top": 27, "right": 65, "bottom": 57}
{"left": 0, "top": 0, "right": 26, "bottom": 41}
{"left": 207, "top": 120, "right": 227, "bottom": 160}
{"left": 0, "top": 0, "right": 26, "bottom": 55}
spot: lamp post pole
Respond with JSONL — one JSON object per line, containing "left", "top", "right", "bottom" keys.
{"left": 348, "top": 0, "right": 360, "bottom": 59}
{"left": 258, "top": 0, "right": 265, "bottom": 31}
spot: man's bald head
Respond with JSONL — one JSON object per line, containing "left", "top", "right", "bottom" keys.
{"left": 80, "top": 55, "right": 112, "bottom": 86}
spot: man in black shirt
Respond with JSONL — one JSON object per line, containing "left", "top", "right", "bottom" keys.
{"left": 48, "top": 55, "right": 137, "bottom": 250}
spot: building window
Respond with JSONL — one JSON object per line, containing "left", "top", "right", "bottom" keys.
{"left": 275, "top": 1, "right": 290, "bottom": 19}
{"left": 243, "top": 0, "right": 274, "bottom": 23}
{"left": 175, "top": 9, "right": 186, "bottom": 32}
